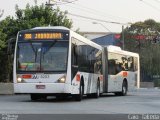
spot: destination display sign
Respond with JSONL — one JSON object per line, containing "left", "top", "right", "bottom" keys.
{"left": 24, "top": 33, "right": 63, "bottom": 40}
{"left": 18, "top": 31, "right": 69, "bottom": 41}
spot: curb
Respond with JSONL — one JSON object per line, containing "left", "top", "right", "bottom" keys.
{"left": 0, "top": 83, "right": 14, "bottom": 95}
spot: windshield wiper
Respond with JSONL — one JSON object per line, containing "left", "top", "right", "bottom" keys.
{"left": 27, "top": 41, "right": 38, "bottom": 63}
{"left": 42, "top": 41, "right": 57, "bottom": 55}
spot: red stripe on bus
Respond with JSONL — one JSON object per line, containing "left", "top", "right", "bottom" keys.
{"left": 122, "top": 72, "right": 128, "bottom": 77}
{"left": 22, "top": 74, "right": 32, "bottom": 79}
{"left": 76, "top": 74, "right": 80, "bottom": 81}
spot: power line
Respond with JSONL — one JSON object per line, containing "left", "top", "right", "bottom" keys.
{"left": 68, "top": 12, "right": 130, "bottom": 25}
{"left": 154, "top": 0, "right": 160, "bottom": 4}
{"left": 71, "top": 3, "right": 130, "bottom": 22}
{"left": 92, "top": 22, "right": 111, "bottom": 32}
{"left": 0, "top": 9, "right": 4, "bottom": 18}
{"left": 59, "top": 2, "right": 130, "bottom": 22}
{"left": 140, "top": 0, "right": 160, "bottom": 12}
{"left": 55, "top": 0, "right": 78, "bottom": 5}
{"left": 46, "top": 0, "right": 78, "bottom": 6}
{"left": 68, "top": 12, "right": 128, "bottom": 50}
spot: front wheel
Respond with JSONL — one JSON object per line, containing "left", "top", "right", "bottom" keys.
{"left": 74, "top": 82, "right": 84, "bottom": 101}
{"left": 30, "top": 94, "right": 40, "bottom": 101}
{"left": 30, "top": 94, "right": 47, "bottom": 101}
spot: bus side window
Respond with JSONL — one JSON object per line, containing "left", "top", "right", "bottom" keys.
{"left": 72, "top": 44, "right": 78, "bottom": 66}
{"left": 133, "top": 57, "right": 138, "bottom": 71}
{"left": 71, "top": 43, "right": 78, "bottom": 79}
{"left": 128, "top": 57, "right": 134, "bottom": 71}
{"left": 108, "top": 59, "right": 116, "bottom": 75}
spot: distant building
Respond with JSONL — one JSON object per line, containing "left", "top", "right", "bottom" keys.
{"left": 80, "top": 32, "right": 109, "bottom": 40}
{"left": 80, "top": 31, "right": 122, "bottom": 48}
{"left": 91, "top": 33, "right": 122, "bottom": 48}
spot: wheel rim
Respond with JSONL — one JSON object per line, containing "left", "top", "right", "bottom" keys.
{"left": 123, "top": 85, "right": 126, "bottom": 94}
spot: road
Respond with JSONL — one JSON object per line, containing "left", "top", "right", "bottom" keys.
{"left": 0, "top": 88, "right": 160, "bottom": 114}
{"left": 0, "top": 89, "right": 160, "bottom": 114}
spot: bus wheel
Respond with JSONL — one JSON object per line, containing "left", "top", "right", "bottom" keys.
{"left": 93, "top": 81, "right": 100, "bottom": 98}
{"left": 30, "top": 94, "right": 40, "bottom": 101}
{"left": 121, "top": 81, "right": 127, "bottom": 96}
{"left": 74, "top": 81, "right": 84, "bottom": 101}
{"left": 56, "top": 94, "right": 67, "bottom": 100}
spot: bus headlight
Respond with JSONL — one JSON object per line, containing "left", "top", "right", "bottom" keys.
{"left": 17, "top": 75, "right": 25, "bottom": 83}
{"left": 57, "top": 75, "right": 66, "bottom": 83}
{"left": 17, "top": 77, "right": 22, "bottom": 83}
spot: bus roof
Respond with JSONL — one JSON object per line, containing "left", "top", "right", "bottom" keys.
{"left": 19, "top": 26, "right": 70, "bottom": 33}
{"left": 32, "top": 26, "right": 70, "bottom": 31}
{"left": 105, "top": 45, "right": 139, "bottom": 57}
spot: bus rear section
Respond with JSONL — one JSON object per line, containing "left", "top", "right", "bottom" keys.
{"left": 102, "top": 46, "right": 140, "bottom": 95}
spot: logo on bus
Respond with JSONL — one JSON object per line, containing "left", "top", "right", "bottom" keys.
{"left": 32, "top": 75, "right": 39, "bottom": 79}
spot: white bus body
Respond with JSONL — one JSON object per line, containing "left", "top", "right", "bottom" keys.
{"left": 13, "top": 26, "right": 140, "bottom": 101}
{"left": 103, "top": 46, "right": 140, "bottom": 95}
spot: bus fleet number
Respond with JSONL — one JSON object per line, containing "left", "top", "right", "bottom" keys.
{"left": 40, "top": 74, "right": 49, "bottom": 79}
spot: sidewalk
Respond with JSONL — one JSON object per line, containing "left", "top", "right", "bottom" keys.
{"left": 0, "top": 83, "right": 14, "bottom": 94}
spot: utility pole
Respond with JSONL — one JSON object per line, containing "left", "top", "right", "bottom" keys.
{"left": 122, "top": 25, "right": 125, "bottom": 50}
{"left": 45, "top": 0, "right": 54, "bottom": 7}
{"left": 92, "top": 22, "right": 111, "bottom": 32}
{"left": 0, "top": 9, "right": 4, "bottom": 18}
{"left": 45, "top": 0, "right": 55, "bottom": 26}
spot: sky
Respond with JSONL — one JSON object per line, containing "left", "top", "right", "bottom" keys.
{"left": 0, "top": 0, "right": 160, "bottom": 32}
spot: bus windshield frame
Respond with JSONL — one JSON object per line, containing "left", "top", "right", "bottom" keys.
{"left": 16, "top": 40, "right": 69, "bottom": 73}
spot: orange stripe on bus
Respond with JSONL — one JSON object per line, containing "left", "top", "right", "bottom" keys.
{"left": 22, "top": 74, "right": 32, "bottom": 79}
{"left": 76, "top": 74, "right": 81, "bottom": 81}
{"left": 122, "top": 72, "right": 128, "bottom": 77}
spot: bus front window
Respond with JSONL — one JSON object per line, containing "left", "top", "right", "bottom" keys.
{"left": 17, "top": 41, "right": 69, "bottom": 72}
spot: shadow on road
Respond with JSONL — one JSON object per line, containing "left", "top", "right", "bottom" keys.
{"left": 23, "top": 93, "right": 134, "bottom": 103}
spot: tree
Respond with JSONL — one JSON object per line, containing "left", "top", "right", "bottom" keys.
{"left": 0, "top": 3, "right": 72, "bottom": 82}
{"left": 123, "top": 19, "right": 160, "bottom": 82}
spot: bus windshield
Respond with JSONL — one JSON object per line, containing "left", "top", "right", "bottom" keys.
{"left": 17, "top": 41, "right": 69, "bottom": 72}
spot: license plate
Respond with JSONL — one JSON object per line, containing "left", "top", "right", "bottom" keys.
{"left": 36, "top": 85, "right": 45, "bottom": 89}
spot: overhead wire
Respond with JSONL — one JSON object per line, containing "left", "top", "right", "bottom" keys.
{"left": 49, "top": 0, "right": 78, "bottom": 5}
{"left": 69, "top": 3, "right": 130, "bottom": 22}
{"left": 68, "top": 12, "right": 127, "bottom": 25}
{"left": 139, "top": 0, "right": 160, "bottom": 12}
{"left": 53, "top": 0, "right": 131, "bottom": 26}
{"left": 57, "top": 1, "right": 130, "bottom": 22}
{"left": 153, "top": 0, "right": 160, "bottom": 4}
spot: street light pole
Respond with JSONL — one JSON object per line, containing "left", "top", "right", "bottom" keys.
{"left": 122, "top": 25, "right": 125, "bottom": 50}
{"left": 45, "top": 0, "right": 54, "bottom": 7}
{"left": 92, "top": 22, "right": 111, "bottom": 32}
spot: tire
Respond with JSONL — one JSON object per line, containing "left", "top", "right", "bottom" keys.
{"left": 56, "top": 94, "right": 67, "bottom": 100}
{"left": 93, "top": 81, "right": 100, "bottom": 98}
{"left": 30, "top": 94, "right": 39, "bottom": 101}
{"left": 30, "top": 94, "right": 47, "bottom": 101}
{"left": 74, "top": 81, "right": 84, "bottom": 101}
{"left": 121, "top": 81, "right": 127, "bottom": 96}
{"left": 114, "top": 92, "right": 121, "bottom": 96}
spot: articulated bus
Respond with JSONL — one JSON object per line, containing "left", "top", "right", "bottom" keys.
{"left": 13, "top": 26, "right": 140, "bottom": 101}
